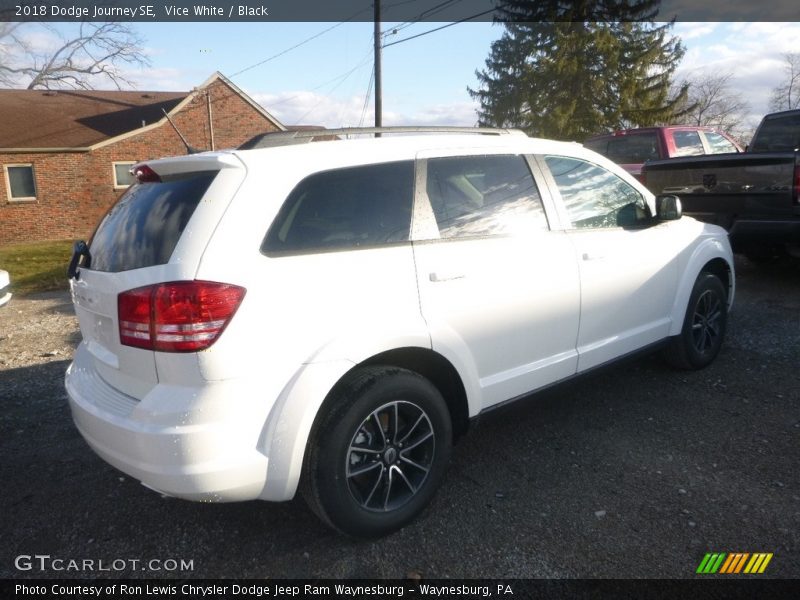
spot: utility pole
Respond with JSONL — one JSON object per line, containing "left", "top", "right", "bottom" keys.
{"left": 374, "top": 0, "right": 382, "bottom": 133}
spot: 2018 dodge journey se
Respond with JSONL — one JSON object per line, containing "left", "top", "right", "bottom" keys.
{"left": 65, "top": 127, "right": 734, "bottom": 537}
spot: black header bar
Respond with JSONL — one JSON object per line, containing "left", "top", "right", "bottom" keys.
{"left": 0, "top": 1, "right": 798, "bottom": 23}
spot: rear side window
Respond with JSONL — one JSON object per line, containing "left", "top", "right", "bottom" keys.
{"left": 425, "top": 154, "right": 547, "bottom": 239}
{"left": 703, "top": 131, "right": 738, "bottom": 154}
{"left": 585, "top": 133, "right": 659, "bottom": 164}
{"left": 262, "top": 161, "right": 414, "bottom": 254}
{"left": 672, "top": 131, "right": 705, "bottom": 157}
{"left": 89, "top": 171, "right": 216, "bottom": 272}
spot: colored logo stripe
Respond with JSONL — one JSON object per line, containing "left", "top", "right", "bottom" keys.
{"left": 696, "top": 552, "right": 773, "bottom": 574}
{"left": 744, "top": 553, "right": 773, "bottom": 574}
{"left": 697, "top": 553, "right": 726, "bottom": 573}
{"left": 720, "top": 553, "right": 749, "bottom": 573}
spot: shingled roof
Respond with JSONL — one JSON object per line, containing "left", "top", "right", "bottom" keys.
{"left": 0, "top": 89, "right": 189, "bottom": 149}
{"left": 0, "top": 72, "right": 286, "bottom": 151}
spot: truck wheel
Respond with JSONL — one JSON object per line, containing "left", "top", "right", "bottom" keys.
{"left": 663, "top": 273, "right": 728, "bottom": 370}
{"left": 301, "top": 366, "right": 452, "bottom": 538}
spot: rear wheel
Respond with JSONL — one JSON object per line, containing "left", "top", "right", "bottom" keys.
{"left": 302, "top": 366, "right": 452, "bottom": 538}
{"left": 663, "top": 273, "right": 728, "bottom": 370}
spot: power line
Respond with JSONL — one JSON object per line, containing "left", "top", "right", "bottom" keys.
{"left": 292, "top": 49, "right": 375, "bottom": 124}
{"left": 265, "top": 47, "right": 374, "bottom": 108}
{"left": 382, "top": 7, "right": 497, "bottom": 48}
{"left": 229, "top": 5, "right": 371, "bottom": 79}
{"left": 382, "top": 0, "right": 464, "bottom": 38}
{"left": 358, "top": 67, "right": 375, "bottom": 127}
{"left": 229, "top": 23, "right": 347, "bottom": 78}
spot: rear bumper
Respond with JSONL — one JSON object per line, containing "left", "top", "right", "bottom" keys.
{"left": 728, "top": 219, "right": 800, "bottom": 247}
{"left": 685, "top": 212, "right": 800, "bottom": 244}
{"left": 65, "top": 343, "right": 274, "bottom": 502}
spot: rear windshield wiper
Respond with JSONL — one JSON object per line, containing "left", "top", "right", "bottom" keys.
{"left": 67, "top": 241, "right": 91, "bottom": 280}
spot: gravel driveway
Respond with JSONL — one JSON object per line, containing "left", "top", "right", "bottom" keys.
{"left": 1, "top": 256, "right": 798, "bottom": 579}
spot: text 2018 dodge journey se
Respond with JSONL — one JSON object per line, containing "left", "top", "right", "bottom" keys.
{"left": 65, "top": 127, "right": 734, "bottom": 537}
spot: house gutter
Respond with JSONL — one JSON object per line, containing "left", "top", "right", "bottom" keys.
{"left": 0, "top": 147, "right": 91, "bottom": 153}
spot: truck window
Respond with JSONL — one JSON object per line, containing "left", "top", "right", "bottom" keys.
{"left": 749, "top": 113, "right": 800, "bottom": 152}
{"left": 586, "top": 133, "right": 659, "bottom": 164}
{"left": 672, "top": 131, "right": 705, "bottom": 157}
{"left": 703, "top": 132, "right": 738, "bottom": 154}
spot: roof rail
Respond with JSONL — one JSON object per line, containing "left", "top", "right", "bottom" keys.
{"left": 238, "top": 126, "right": 526, "bottom": 150}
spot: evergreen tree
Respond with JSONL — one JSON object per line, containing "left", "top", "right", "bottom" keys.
{"left": 469, "top": 1, "right": 688, "bottom": 140}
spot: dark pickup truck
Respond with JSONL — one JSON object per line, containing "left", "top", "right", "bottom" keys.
{"left": 642, "top": 109, "right": 800, "bottom": 259}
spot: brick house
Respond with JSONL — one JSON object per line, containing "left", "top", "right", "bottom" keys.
{"left": 0, "top": 72, "right": 285, "bottom": 245}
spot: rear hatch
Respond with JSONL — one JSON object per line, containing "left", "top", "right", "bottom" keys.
{"left": 70, "top": 153, "right": 245, "bottom": 400}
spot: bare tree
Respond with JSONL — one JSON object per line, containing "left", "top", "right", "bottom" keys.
{"left": 674, "top": 71, "right": 749, "bottom": 133}
{"left": 769, "top": 52, "right": 800, "bottom": 111}
{"left": 0, "top": 22, "right": 149, "bottom": 90}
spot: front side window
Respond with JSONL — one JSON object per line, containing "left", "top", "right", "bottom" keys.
{"left": 263, "top": 161, "right": 414, "bottom": 254}
{"left": 4, "top": 164, "right": 37, "bottom": 201}
{"left": 113, "top": 162, "right": 136, "bottom": 188}
{"left": 672, "top": 130, "right": 705, "bottom": 156}
{"left": 703, "top": 132, "right": 738, "bottom": 154}
{"left": 425, "top": 154, "right": 548, "bottom": 239}
{"left": 544, "top": 155, "right": 648, "bottom": 229}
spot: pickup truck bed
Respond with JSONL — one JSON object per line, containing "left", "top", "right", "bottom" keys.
{"left": 642, "top": 110, "right": 800, "bottom": 258}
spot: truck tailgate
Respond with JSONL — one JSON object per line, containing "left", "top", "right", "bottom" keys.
{"left": 643, "top": 153, "right": 796, "bottom": 228}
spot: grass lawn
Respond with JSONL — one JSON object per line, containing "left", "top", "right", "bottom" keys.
{"left": 0, "top": 240, "right": 74, "bottom": 295}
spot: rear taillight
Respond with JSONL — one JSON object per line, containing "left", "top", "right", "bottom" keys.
{"left": 119, "top": 281, "right": 246, "bottom": 352}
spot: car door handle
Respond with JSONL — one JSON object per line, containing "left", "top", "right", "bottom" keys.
{"left": 429, "top": 271, "right": 465, "bottom": 282}
{"left": 582, "top": 252, "right": 604, "bottom": 261}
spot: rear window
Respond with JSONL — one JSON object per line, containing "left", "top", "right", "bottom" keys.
{"left": 88, "top": 171, "right": 216, "bottom": 272}
{"left": 262, "top": 161, "right": 414, "bottom": 255}
{"left": 750, "top": 113, "right": 800, "bottom": 152}
{"left": 585, "top": 132, "right": 659, "bottom": 164}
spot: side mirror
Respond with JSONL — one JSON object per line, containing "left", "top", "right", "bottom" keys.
{"left": 656, "top": 194, "right": 682, "bottom": 221}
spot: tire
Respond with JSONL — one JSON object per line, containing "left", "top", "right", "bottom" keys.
{"left": 663, "top": 273, "right": 728, "bottom": 370}
{"left": 301, "top": 366, "right": 452, "bottom": 538}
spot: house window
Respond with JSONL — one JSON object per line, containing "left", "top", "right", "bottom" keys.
{"left": 113, "top": 162, "right": 136, "bottom": 188}
{"left": 4, "top": 164, "right": 37, "bottom": 201}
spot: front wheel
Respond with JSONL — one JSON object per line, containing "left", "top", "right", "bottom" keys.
{"left": 301, "top": 366, "right": 452, "bottom": 538}
{"left": 663, "top": 273, "right": 728, "bottom": 370}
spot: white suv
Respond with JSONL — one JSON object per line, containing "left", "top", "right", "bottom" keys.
{"left": 65, "top": 127, "right": 734, "bottom": 537}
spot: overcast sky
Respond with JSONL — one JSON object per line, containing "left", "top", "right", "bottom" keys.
{"left": 11, "top": 21, "right": 800, "bottom": 134}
